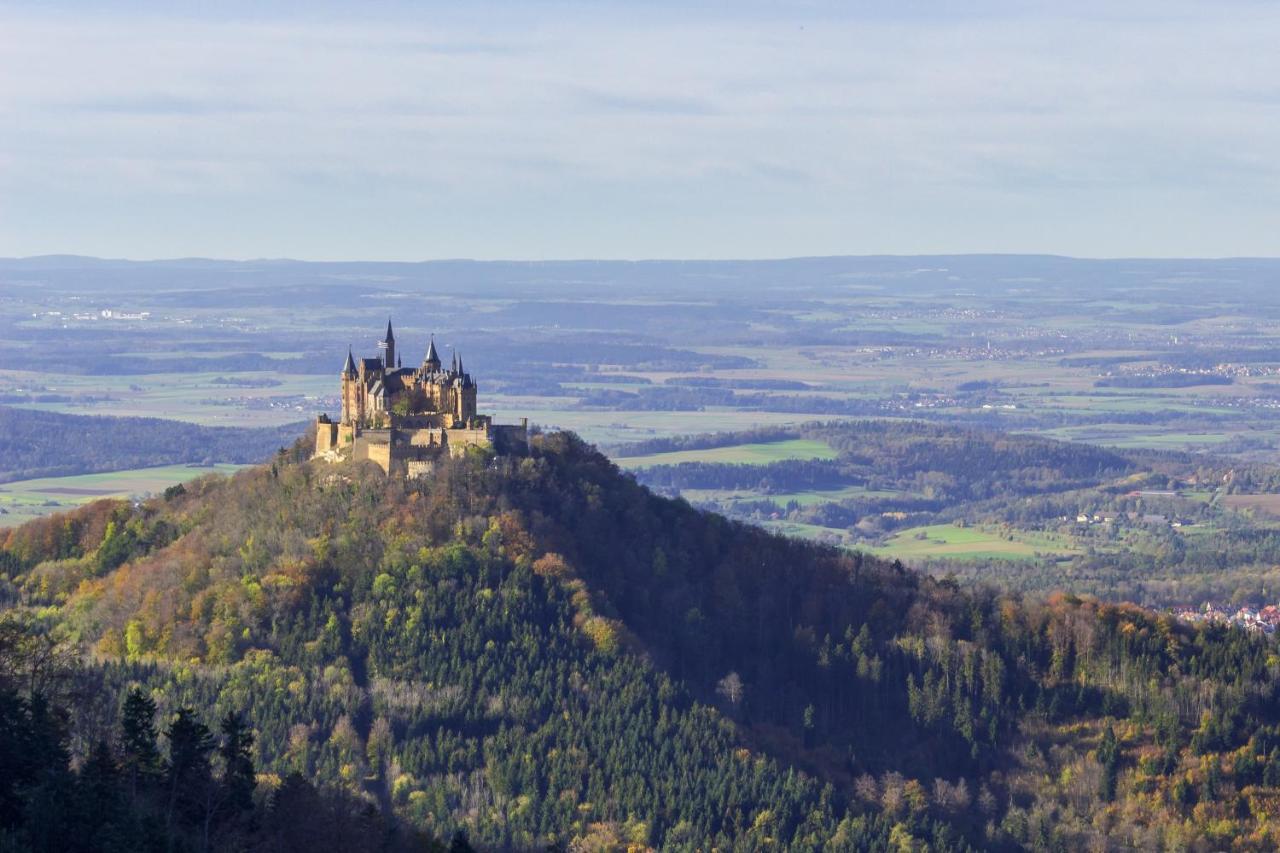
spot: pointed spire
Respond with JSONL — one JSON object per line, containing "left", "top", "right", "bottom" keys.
{"left": 452, "top": 351, "right": 458, "bottom": 372}
{"left": 342, "top": 347, "right": 356, "bottom": 377}
{"left": 384, "top": 318, "right": 394, "bottom": 341}
{"left": 457, "top": 353, "right": 464, "bottom": 375}
{"left": 423, "top": 335, "right": 440, "bottom": 370}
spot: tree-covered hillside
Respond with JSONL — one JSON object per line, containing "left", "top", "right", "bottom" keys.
{"left": 0, "top": 406, "right": 304, "bottom": 483}
{"left": 3, "top": 433, "right": 1280, "bottom": 849}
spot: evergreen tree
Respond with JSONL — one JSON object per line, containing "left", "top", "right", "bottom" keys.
{"left": 1097, "top": 724, "right": 1119, "bottom": 802}
{"left": 219, "top": 711, "right": 256, "bottom": 814}
{"left": 120, "top": 687, "right": 161, "bottom": 798}
{"left": 164, "top": 707, "right": 214, "bottom": 836}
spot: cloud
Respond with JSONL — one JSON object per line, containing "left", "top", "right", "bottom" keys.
{"left": 0, "top": 1, "right": 1278, "bottom": 258}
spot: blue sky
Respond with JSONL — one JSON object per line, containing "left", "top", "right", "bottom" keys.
{"left": 1, "top": 1, "right": 1277, "bottom": 260}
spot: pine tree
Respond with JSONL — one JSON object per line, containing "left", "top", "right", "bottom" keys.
{"left": 1097, "top": 724, "right": 1120, "bottom": 802}
{"left": 120, "top": 687, "right": 160, "bottom": 799}
{"left": 219, "top": 712, "right": 256, "bottom": 813}
{"left": 164, "top": 707, "right": 214, "bottom": 837}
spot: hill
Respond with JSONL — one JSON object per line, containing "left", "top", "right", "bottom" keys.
{"left": 0, "top": 406, "right": 305, "bottom": 483}
{"left": 2, "top": 433, "right": 1280, "bottom": 849}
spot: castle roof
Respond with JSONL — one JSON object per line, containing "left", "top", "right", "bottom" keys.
{"left": 342, "top": 348, "right": 356, "bottom": 377}
{"left": 383, "top": 319, "right": 395, "bottom": 342}
{"left": 359, "top": 357, "right": 384, "bottom": 374}
{"left": 423, "top": 336, "right": 440, "bottom": 368}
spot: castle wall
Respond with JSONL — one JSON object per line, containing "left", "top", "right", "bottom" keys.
{"left": 444, "top": 426, "right": 492, "bottom": 457}
{"left": 315, "top": 419, "right": 338, "bottom": 454}
{"left": 493, "top": 423, "right": 529, "bottom": 453}
{"left": 406, "top": 460, "right": 435, "bottom": 479}
{"left": 352, "top": 433, "right": 393, "bottom": 474}
{"left": 407, "top": 428, "right": 444, "bottom": 447}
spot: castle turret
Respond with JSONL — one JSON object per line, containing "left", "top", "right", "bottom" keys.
{"left": 423, "top": 336, "right": 441, "bottom": 372}
{"left": 379, "top": 319, "right": 396, "bottom": 370}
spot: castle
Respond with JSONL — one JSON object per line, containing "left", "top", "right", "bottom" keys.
{"left": 314, "top": 321, "right": 526, "bottom": 475}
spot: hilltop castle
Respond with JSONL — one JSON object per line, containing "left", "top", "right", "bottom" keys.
{"left": 314, "top": 321, "right": 526, "bottom": 475}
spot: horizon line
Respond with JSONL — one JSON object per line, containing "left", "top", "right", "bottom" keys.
{"left": 6, "top": 252, "right": 1280, "bottom": 265}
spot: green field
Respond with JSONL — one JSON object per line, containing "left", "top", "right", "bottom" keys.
{"left": 0, "top": 463, "right": 245, "bottom": 527}
{"left": 612, "top": 438, "right": 838, "bottom": 469}
{"left": 865, "top": 523, "right": 1081, "bottom": 562}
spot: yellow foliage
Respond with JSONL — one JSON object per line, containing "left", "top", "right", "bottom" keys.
{"left": 582, "top": 616, "right": 620, "bottom": 655}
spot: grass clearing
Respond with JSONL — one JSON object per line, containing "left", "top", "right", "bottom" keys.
{"left": 865, "top": 523, "right": 1081, "bottom": 562}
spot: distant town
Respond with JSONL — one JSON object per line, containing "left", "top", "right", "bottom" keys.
{"left": 1171, "top": 602, "right": 1280, "bottom": 634}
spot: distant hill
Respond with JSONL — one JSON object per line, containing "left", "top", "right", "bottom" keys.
{"left": 6, "top": 253, "right": 1280, "bottom": 301}
{"left": 0, "top": 405, "right": 306, "bottom": 482}
{"left": 2, "top": 432, "right": 1280, "bottom": 848}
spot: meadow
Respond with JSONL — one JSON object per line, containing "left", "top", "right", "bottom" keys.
{"left": 864, "top": 523, "right": 1083, "bottom": 562}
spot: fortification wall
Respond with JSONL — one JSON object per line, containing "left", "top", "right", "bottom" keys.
{"left": 315, "top": 419, "right": 338, "bottom": 454}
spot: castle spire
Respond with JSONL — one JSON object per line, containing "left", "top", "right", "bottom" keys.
{"left": 451, "top": 351, "right": 458, "bottom": 373}
{"left": 423, "top": 335, "right": 441, "bottom": 371}
{"left": 379, "top": 319, "right": 396, "bottom": 369}
{"left": 342, "top": 347, "right": 356, "bottom": 378}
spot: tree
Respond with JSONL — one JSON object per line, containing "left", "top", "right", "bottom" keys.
{"left": 164, "top": 707, "right": 214, "bottom": 838}
{"left": 716, "top": 671, "right": 745, "bottom": 707}
{"left": 121, "top": 687, "right": 161, "bottom": 799}
{"left": 1097, "top": 724, "right": 1119, "bottom": 802}
{"left": 219, "top": 711, "right": 256, "bottom": 813}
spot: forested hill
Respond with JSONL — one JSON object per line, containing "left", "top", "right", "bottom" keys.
{"left": 0, "top": 405, "right": 305, "bottom": 482}
{"left": 3, "top": 434, "right": 1280, "bottom": 849}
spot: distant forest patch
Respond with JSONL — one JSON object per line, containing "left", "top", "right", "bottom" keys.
{"left": 0, "top": 406, "right": 305, "bottom": 482}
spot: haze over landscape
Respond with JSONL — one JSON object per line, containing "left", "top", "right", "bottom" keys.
{"left": 5, "top": 3, "right": 1280, "bottom": 852}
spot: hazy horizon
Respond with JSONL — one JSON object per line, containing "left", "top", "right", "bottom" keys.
{"left": 7, "top": 251, "right": 1280, "bottom": 265}
{"left": 3, "top": 0, "right": 1279, "bottom": 261}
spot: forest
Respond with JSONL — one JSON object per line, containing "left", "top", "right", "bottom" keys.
{"left": 2, "top": 432, "right": 1280, "bottom": 849}
{"left": 0, "top": 407, "right": 303, "bottom": 483}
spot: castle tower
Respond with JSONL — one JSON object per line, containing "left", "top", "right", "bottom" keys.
{"left": 379, "top": 319, "right": 396, "bottom": 370}
{"left": 457, "top": 353, "right": 477, "bottom": 422}
{"left": 422, "top": 335, "right": 441, "bottom": 372}
{"left": 340, "top": 348, "right": 357, "bottom": 423}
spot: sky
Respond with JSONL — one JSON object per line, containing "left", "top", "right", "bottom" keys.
{"left": 1, "top": 1, "right": 1278, "bottom": 261}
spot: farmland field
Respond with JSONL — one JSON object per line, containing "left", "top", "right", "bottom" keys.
{"left": 0, "top": 463, "right": 245, "bottom": 527}
{"left": 1222, "top": 494, "right": 1280, "bottom": 520}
